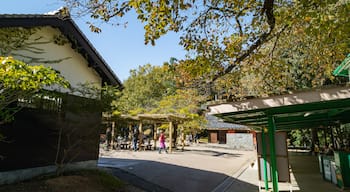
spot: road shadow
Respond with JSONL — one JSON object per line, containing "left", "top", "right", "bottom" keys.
{"left": 98, "top": 157, "right": 257, "bottom": 192}
{"left": 181, "top": 148, "right": 244, "bottom": 158}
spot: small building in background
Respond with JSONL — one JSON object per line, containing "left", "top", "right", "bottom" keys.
{"left": 205, "top": 114, "right": 255, "bottom": 150}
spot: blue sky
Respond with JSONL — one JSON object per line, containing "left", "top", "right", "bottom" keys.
{"left": 1, "top": 0, "right": 187, "bottom": 81}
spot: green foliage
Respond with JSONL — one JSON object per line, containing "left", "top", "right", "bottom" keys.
{"left": 153, "top": 89, "right": 202, "bottom": 115}
{"left": 210, "top": 0, "right": 350, "bottom": 99}
{"left": 333, "top": 124, "right": 350, "bottom": 150}
{"left": 0, "top": 56, "right": 68, "bottom": 90}
{"left": 111, "top": 63, "right": 206, "bottom": 130}
{"left": 65, "top": 0, "right": 276, "bottom": 79}
{"left": 112, "top": 64, "right": 177, "bottom": 114}
{"left": 0, "top": 56, "right": 68, "bottom": 123}
{"left": 288, "top": 126, "right": 350, "bottom": 150}
{"left": 288, "top": 129, "right": 312, "bottom": 148}
{"left": 266, "top": 0, "right": 350, "bottom": 88}
{"left": 66, "top": 0, "right": 350, "bottom": 99}
{"left": 152, "top": 89, "right": 207, "bottom": 130}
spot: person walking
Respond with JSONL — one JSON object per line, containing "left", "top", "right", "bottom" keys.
{"left": 158, "top": 130, "right": 168, "bottom": 154}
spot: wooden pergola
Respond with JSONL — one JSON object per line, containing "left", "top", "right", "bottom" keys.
{"left": 120, "top": 114, "right": 190, "bottom": 152}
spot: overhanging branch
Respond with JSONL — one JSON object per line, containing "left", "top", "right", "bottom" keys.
{"left": 212, "top": 0, "right": 276, "bottom": 82}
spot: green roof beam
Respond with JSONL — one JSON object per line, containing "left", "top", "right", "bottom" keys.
{"left": 333, "top": 54, "right": 350, "bottom": 77}
{"left": 267, "top": 98, "right": 350, "bottom": 116}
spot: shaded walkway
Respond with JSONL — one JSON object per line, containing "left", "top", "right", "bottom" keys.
{"left": 288, "top": 152, "right": 340, "bottom": 192}
{"left": 233, "top": 151, "right": 348, "bottom": 192}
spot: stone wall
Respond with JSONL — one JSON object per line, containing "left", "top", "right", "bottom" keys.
{"left": 226, "top": 133, "right": 254, "bottom": 150}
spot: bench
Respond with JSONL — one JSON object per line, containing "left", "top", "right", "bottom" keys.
{"left": 140, "top": 144, "right": 153, "bottom": 151}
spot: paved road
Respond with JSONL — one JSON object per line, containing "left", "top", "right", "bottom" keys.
{"left": 99, "top": 145, "right": 350, "bottom": 192}
{"left": 98, "top": 144, "right": 256, "bottom": 192}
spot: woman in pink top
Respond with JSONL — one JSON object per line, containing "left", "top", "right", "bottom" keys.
{"left": 158, "top": 131, "right": 168, "bottom": 154}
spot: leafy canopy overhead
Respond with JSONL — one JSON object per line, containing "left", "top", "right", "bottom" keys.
{"left": 65, "top": 0, "right": 350, "bottom": 98}
{"left": 65, "top": 0, "right": 276, "bottom": 79}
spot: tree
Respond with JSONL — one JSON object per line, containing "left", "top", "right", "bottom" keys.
{"left": 110, "top": 62, "right": 206, "bottom": 133}
{"left": 0, "top": 56, "right": 68, "bottom": 124}
{"left": 152, "top": 88, "right": 207, "bottom": 130}
{"left": 0, "top": 56, "right": 68, "bottom": 148}
{"left": 64, "top": 0, "right": 276, "bottom": 77}
{"left": 333, "top": 123, "right": 350, "bottom": 150}
{"left": 112, "top": 64, "right": 177, "bottom": 115}
{"left": 169, "top": 1, "right": 350, "bottom": 99}
{"left": 65, "top": 0, "right": 350, "bottom": 99}
{"left": 288, "top": 129, "right": 312, "bottom": 148}
{"left": 241, "top": 1, "right": 350, "bottom": 94}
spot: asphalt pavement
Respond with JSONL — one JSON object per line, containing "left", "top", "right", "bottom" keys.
{"left": 98, "top": 143, "right": 256, "bottom": 192}
{"left": 98, "top": 144, "right": 346, "bottom": 192}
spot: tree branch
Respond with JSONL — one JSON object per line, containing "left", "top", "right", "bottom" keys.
{"left": 270, "top": 24, "right": 289, "bottom": 59}
{"left": 207, "top": 5, "right": 249, "bottom": 17}
{"left": 235, "top": 16, "right": 243, "bottom": 36}
{"left": 212, "top": 0, "right": 275, "bottom": 81}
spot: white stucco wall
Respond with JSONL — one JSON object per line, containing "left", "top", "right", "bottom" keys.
{"left": 11, "top": 26, "right": 102, "bottom": 97}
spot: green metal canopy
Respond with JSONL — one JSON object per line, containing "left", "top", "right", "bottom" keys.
{"left": 215, "top": 97, "right": 350, "bottom": 131}
{"left": 333, "top": 54, "right": 350, "bottom": 77}
{"left": 209, "top": 86, "right": 350, "bottom": 192}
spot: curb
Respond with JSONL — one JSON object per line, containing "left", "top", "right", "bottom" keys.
{"left": 211, "top": 156, "right": 256, "bottom": 192}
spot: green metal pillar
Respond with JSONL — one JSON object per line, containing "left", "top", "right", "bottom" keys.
{"left": 261, "top": 128, "right": 269, "bottom": 191}
{"left": 268, "top": 115, "right": 279, "bottom": 192}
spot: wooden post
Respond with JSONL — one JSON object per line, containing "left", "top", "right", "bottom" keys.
{"left": 169, "top": 121, "right": 173, "bottom": 153}
{"left": 111, "top": 121, "right": 115, "bottom": 149}
{"left": 173, "top": 123, "right": 178, "bottom": 148}
{"left": 128, "top": 123, "right": 133, "bottom": 150}
{"left": 181, "top": 125, "right": 185, "bottom": 151}
{"left": 128, "top": 124, "right": 132, "bottom": 141}
{"left": 153, "top": 123, "right": 157, "bottom": 150}
{"left": 138, "top": 121, "right": 143, "bottom": 150}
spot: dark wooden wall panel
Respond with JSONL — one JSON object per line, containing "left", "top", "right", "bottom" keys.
{"left": 0, "top": 94, "right": 101, "bottom": 172}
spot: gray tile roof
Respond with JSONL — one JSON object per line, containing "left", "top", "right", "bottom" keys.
{"left": 205, "top": 114, "right": 248, "bottom": 130}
